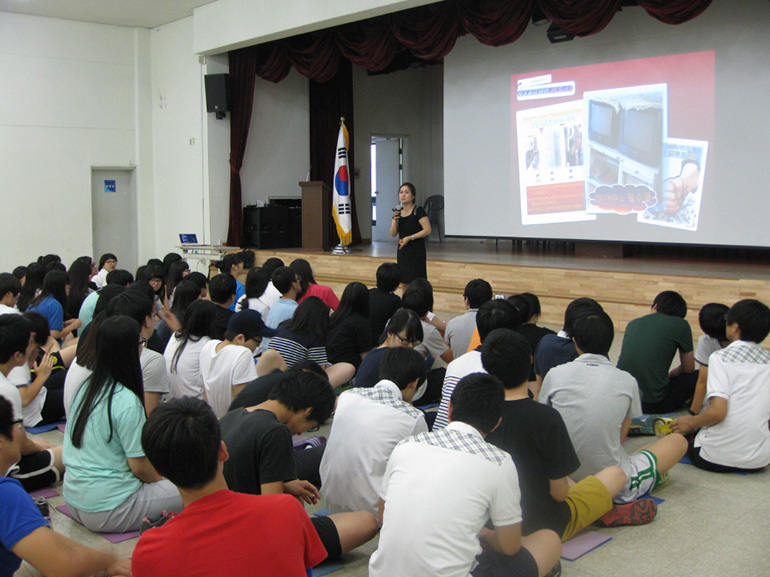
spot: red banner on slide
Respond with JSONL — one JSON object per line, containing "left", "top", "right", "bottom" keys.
{"left": 526, "top": 181, "right": 585, "bottom": 215}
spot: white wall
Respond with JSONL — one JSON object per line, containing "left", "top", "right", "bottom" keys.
{"left": 0, "top": 12, "right": 149, "bottom": 271}
{"left": 353, "top": 63, "right": 444, "bottom": 239}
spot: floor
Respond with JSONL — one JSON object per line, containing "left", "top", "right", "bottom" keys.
{"left": 15, "top": 323, "right": 770, "bottom": 577}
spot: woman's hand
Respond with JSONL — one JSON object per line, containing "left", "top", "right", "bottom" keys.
{"left": 398, "top": 236, "right": 410, "bottom": 250}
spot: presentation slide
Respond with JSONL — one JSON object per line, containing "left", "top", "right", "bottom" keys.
{"left": 443, "top": 1, "right": 770, "bottom": 247}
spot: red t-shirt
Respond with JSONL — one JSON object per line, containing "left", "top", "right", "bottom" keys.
{"left": 297, "top": 284, "right": 340, "bottom": 310}
{"left": 131, "top": 490, "right": 326, "bottom": 576}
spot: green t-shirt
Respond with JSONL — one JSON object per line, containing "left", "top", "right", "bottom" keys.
{"left": 63, "top": 382, "right": 146, "bottom": 512}
{"left": 617, "top": 312, "right": 693, "bottom": 404}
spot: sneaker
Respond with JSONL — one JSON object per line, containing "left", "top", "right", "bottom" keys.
{"left": 628, "top": 415, "right": 655, "bottom": 436}
{"left": 140, "top": 510, "right": 178, "bottom": 534}
{"left": 594, "top": 498, "right": 657, "bottom": 527}
{"left": 654, "top": 417, "right": 675, "bottom": 438}
{"left": 33, "top": 497, "right": 50, "bottom": 520}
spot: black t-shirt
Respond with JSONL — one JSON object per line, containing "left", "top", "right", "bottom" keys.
{"left": 214, "top": 306, "right": 235, "bottom": 341}
{"left": 220, "top": 408, "right": 297, "bottom": 495}
{"left": 354, "top": 346, "right": 387, "bottom": 388}
{"left": 368, "top": 288, "right": 402, "bottom": 348}
{"left": 326, "top": 313, "right": 371, "bottom": 369}
{"left": 229, "top": 370, "right": 286, "bottom": 411}
{"left": 516, "top": 324, "right": 556, "bottom": 381}
{"left": 486, "top": 398, "right": 580, "bottom": 537}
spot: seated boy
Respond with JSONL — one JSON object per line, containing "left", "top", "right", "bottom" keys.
{"left": 688, "top": 303, "right": 730, "bottom": 415}
{"left": 617, "top": 290, "right": 697, "bottom": 414}
{"left": 484, "top": 328, "right": 655, "bottom": 539}
{"left": 540, "top": 311, "right": 687, "bottom": 504}
{"left": 0, "top": 273, "right": 21, "bottom": 315}
{"left": 320, "top": 347, "right": 427, "bottom": 515}
{"left": 220, "top": 371, "right": 378, "bottom": 563}
{"left": 672, "top": 299, "right": 770, "bottom": 473}
{"left": 370, "top": 373, "right": 562, "bottom": 577}
{"left": 445, "top": 278, "right": 493, "bottom": 358}
{"left": 209, "top": 273, "right": 237, "bottom": 341}
{"left": 367, "top": 263, "right": 402, "bottom": 348}
{"left": 132, "top": 397, "right": 327, "bottom": 576}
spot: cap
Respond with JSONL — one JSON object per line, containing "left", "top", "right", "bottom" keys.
{"left": 226, "top": 309, "right": 276, "bottom": 340}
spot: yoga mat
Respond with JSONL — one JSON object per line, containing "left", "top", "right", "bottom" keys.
{"left": 26, "top": 421, "right": 66, "bottom": 434}
{"left": 55, "top": 505, "right": 141, "bottom": 543}
{"left": 29, "top": 488, "right": 59, "bottom": 499}
{"left": 313, "top": 507, "right": 329, "bottom": 517}
{"left": 312, "top": 561, "right": 344, "bottom": 576}
{"left": 649, "top": 496, "right": 665, "bottom": 505}
{"left": 561, "top": 530, "right": 612, "bottom": 561}
{"left": 57, "top": 424, "right": 66, "bottom": 433}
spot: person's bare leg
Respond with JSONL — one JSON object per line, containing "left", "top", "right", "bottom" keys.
{"left": 50, "top": 445, "right": 65, "bottom": 475}
{"left": 255, "top": 349, "right": 287, "bottom": 377}
{"left": 521, "top": 529, "right": 562, "bottom": 577}
{"left": 327, "top": 511, "right": 379, "bottom": 555}
{"left": 325, "top": 363, "right": 355, "bottom": 388}
{"left": 635, "top": 433, "right": 688, "bottom": 473}
{"left": 594, "top": 465, "right": 626, "bottom": 498}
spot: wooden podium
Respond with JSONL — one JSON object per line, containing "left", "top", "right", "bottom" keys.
{"left": 300, "top": 181, "right": 330, "bottom": 251}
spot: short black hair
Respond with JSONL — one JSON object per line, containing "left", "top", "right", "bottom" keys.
{"left": 402, "top": 285, "right": 431, "bottom": 318}
{"left": 481, "top": 329, "right": 531, "bottom": 389}
{"left": 106, "top": 290, "right": 154, "bottom": 327}
{"left": 376, "top": 263, "right": 402, "bottom": 292}
{"left": 476, "top": 299, "right": 522, "bottom": 342}
{"left": 464, "top": 279, "right": 493, "bottom": 309}
{"left": 379, "top": 347, "right": 427, "bottom": 390}
{"left": 384, "top": 309, "right": 423, "bottom": 345}
{"left": 0, "top": 396, "right": 14, "bottom": 440}
{"left": 186, "top": 271, "right": 209, "bottom": 293}
{"left": 563, "top": 297, "right": 603, "bottom": 337}
{"left": 507, "top": 294, "right": 532, "bottom": 324}
{"left": 261, "top": 258, "right": 284, "bottom": 277}
{"left": 209, "top": 273, "right": 237, "bottom": 304}
{"left": 450, "top": 373, "right": 504, "bottom": 435}
{"left": 571, "top": 310, "right": 614, "bottom": 356}
{"left": 105, "top": 269, "right": 134, "bottom": 287}
{"left": 142, "top": 397, "right": 221, "bottom": 490}
{"left": 93, "top": 284, "right": 126, "bottom": 318}
{"left": 653, "top": 291, "right": 687, "bottom": 318}
{"left": 98, "top": 253, "right": 117, "bottom": 269}
{"left": 23, "top": 311, "right": 50, "bottom": 347}
{"left": 727, "top": 299, "right": 770, "bottom": 343}
{"left": 12, "top": 266, "right": 27, "bottom": 283}
{"left": 0, "top": 273, "right": 21, "bottom": 298}
{"left": 219, "top": 253, "right": 243, "bottom": 274}
{"left": 272, "top": 266, "right": 297, "bottom": 296}
{"left": 268, "top": 371, "right": 335, "bottom": 424}
{"left": 0, "top": 314, "right": 32, "bottom": 364}
{"left": 699, "top": 303, "right": 729, "bottom": 341}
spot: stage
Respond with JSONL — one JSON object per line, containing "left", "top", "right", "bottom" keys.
{"left": 239, "top": 239, "right": 770, "bottom": 334}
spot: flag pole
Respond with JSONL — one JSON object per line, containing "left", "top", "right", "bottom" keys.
{"left": 332, "top": 116, "right": 352, "bottom": 255}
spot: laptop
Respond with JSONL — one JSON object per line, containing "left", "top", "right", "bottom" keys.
{"left": 179, "top": 233, "right": 200, "bottom": 245}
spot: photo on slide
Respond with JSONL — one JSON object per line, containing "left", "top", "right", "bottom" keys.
{"left": 638, "top": 138, "right": 708, "bottom": 231}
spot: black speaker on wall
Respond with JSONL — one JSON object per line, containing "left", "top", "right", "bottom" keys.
{"left": 204, "top": 74, "right": 231, "bottom": 119}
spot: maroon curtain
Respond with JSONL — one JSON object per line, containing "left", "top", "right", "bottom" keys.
{"left": 309, "top": 59, "right": 361, "bottom": 246}
{"left": 226, "top": 47, "right": 258, "bottom": 247}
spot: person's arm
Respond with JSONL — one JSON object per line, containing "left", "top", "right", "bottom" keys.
{"left": 479, "top": 523, "right": 522, "bottom": 556}
{"left": 232, "top": 382, "right": 247, "bottom": 400}
{"left": 128, "top": 456, "right": 163, "bottom": 483}
{"left": 689, "top": 365, "right": 709, "bottom": 414}
{"left": 20, "top": 427, "right": 53, "bottom": 454}
{"left": 549, "top": 477, "right": 569, "bottom": 502}
{"left": 143, "top": 392, "right": 161, "bottom": 416}
{"left": 678, "top": 350, "right": 696, "bottom": 374}
{"left": 397, "top": 216, "right": 432, "bottom": 249}
{"left": 18, "top": 353, "right": 54, "bottom": 407}
{"left": 672, "top": 396, "right": 727, "bottom": 435}
{"left": 12, "top": 527, "right": 132, "bottom": 577}
{"left": 261, "top": 479, "right": 320, "bottom": 505}
{"left": 621, "top": 417, "right": 632, "bottom": 442}
{"left": 377, "top": 498, "right": 385, "bottom": 526}
{"left": 390, "top": 210, "right": 400, "bottom": 238}
{"left": 439, "top": 347, "right": 454, "bottom": 365}
{"left": 51, "top": 319, "right": 82, "bottom": 342}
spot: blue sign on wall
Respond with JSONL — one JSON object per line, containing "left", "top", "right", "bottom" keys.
{"left": 104, "top": 180, "right": 116, "bottom": 193}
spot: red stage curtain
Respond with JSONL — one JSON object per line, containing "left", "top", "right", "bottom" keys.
{"left": 226, "top": 47, "right": 258, "bottom": 247}
{"left": 638, "top": 0, "right": 713, "bottom": 25}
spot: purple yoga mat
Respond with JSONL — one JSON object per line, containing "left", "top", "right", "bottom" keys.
{"left": 57, "top": 423, "right": 66, "bottom": 433}
{"left": 29, "top": 488, "right": 59, "bottom": 499}
{"left": 561, "top": 530, "right": 612, "bottom": 561}
{"left": 55, "top": 505, "right": 141, "bottom": 543}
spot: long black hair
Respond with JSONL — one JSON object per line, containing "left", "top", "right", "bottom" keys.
{"left": 17, "top": 262, "right": 46, "bottom": 312}
{"left": 289, "top": 259, "right": 316, "bottom": 297}
{"left": 240, "top": 267, "right": 269, "bottom": 310}
{"left": 330, "top": 282, "right": 369, "bottom": 329}
{"left": 287, "top": 296, "right": 329, "bottom": 342}
{"left": 67, "top": 259, "right": 94, "bottom": 320}
{"left": 70, "top": 316, "right": 144, "bottom": 449}
{"left": 30, "top": 270, "right": 69, "bottom": 317}
{"left": 170, "top": 299, "right": 217, "bottom": 374}
{"left": 166, "top": 260, "right": 190, "bottom": 300}
{"left": 169, "top": 280, "right": 200, "bottom": 319}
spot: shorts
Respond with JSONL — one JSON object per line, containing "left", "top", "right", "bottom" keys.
{"left": 472, "top": 547, "right": 538, "bottom": 577}
{"left": 561, "top": 475, "right": 613, "bottom": 542}
{"left": 615, "top": 449, "right": 660, "bottom": 504}
{"left": 311, "top": 515, "right": 342, "bottom": 562}
{"left": 9, "top": 449, "right": 60, "bottom": 492}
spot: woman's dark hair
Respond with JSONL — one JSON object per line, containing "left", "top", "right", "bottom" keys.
{"left": 399, "top": 182, "right": 417, "bottom": 199}
{"left": 166, "top": 260, "right": 190, "bottom": 298}
{"left": 699, "top": 303, "right": 729, "bottom": 341}
{"left": 0, "top": 395, "right": 13, "bottom": 440}
{"left": 147, "top": 258, "right": 163, "bottom": 269}
{"left": 507, "top": 294, "right": 532, "bottom": 324}
{"left": 12, "top": 266, "right": 27, "bottom": 283}
{"left": 30, "top": 270, "right": 69, "bottom": 317}
{"left": 289, "top": 259, "right": 316, "bottom": 296}
{"left": 218, "top": 253, "right": 243, "bottom": 275}
{"left": 330, "top": 282, "right": 370, "bottom": 329}
{"left": 261, "top": 258, "right": 284, "bottom": 278}
{"left": 287, "top": 296, "right": 329, "bottom": 342}
{"left": 186, "top": 272, "right": 209, "bottom": 295}
{"left": 67, "top": 259, "right": 94, "bottom": 320}
{"left": 70, "top": 316, "right": 144, "bottom": 449}
{"left": 98, "top": 253, "right": 117, "bottom": 270}
{"left": 170, "top": 299, "right": 217, "bottom": 374}
{"left": 243, "top": 267, "right": 269, "bottom": 301}
{"left": 93, "top": 284, "right": 126, "bottom": 319}
{"left": 23, "top": 311, "right": 50, "bottom": 347}
{"left": 519, "top": 292, "right": 542, "bottom": 320}
{"left": 17, "top": 263, "right": 46, "bottom": 312}
{"left": 384, "top": 308, "right": 424, "bottom": 345}
{"left": 162, "top": 253, "right": 183, "bottom": 278}
{"left": 38, "top": 254, "right": 62, "bottom": 270}
{"left": 169, "top": 280, "right": 200, "bottom": 318}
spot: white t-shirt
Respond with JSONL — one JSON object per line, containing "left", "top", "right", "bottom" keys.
{"left": 0, "top": 304, "right": 19, "bottom": 315}
{"left": 0, "top": 371, "right": 24, "bottom": 421}
{"left": 141, "top": 348, "right": 169, "bottom": 395}
{"left": 433, "top": 350, "right": 485, "bottom": 430}
{"left": 262, "top": 283, "right": 282, "bottom": 309}
{"left": 63, "top": 361, "right": 94, "bottom": 416}
{"left": 199, "top": 340, "right": 257, "bottom": 418}
{"left": 320, "top": 380, "right": 427, "bottom": 515}
{"left": 695, "top": 334, "right": 723, "bottom": 367}
{"left": 164, "top": 335, "right": 212, "bottom": 399}
{"left": 7, "top": 360, "right": 46, "bottom": 427}
{"left": 695, "top": 341, "right": 770, "bottom": 469}
{"left": 234, "top": 295, "right": 271, "bottom": 319}
{"left": 370, "top": 421, "right": 521, "bottom": 577}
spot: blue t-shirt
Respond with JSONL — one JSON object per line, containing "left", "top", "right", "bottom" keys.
{"left": 0, "top": 476, "right": 49, "bottom": 577}
{"left": 27, "top": 294, "right": 64, "bottom": 332}
{"left": 229, "top": 280, "right": 246, "bottom": 312}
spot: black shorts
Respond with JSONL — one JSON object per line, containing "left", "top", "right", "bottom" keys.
{"left": 311, "top": 515, "right": 342, "bottom": 562}
{"left": 472, "top": 547, "right": 539, "bottom": 577}
{"left": 10, "top": 449, "right": 59, "bottom": 492}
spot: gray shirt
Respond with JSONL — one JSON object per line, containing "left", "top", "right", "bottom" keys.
{"left": 444, "top": 309, "right": 478, "bottom": 358}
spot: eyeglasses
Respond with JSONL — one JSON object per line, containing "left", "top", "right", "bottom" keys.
{"left": 149, "top": 279, "right": 162, "bottom": 286}
{"left": 12, "top": 419, "right": 24, "bottom": 428}
{"left": 394, "top": 333, "right": 421, "bottom": 347}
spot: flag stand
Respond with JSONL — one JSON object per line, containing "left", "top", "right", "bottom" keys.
{"left": 331, "top": 243, "right": 350, "bottom": 255}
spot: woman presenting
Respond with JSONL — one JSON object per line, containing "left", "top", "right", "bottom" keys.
{"left": 390, "top": 183, "right": 431, "bottom": 288}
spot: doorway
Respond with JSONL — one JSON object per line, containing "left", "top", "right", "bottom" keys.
{"left": 370, "top": 136, "right": 409, "bottom": 243}
{"left": 91, "top": 168, "right": 138, "bottom": 272}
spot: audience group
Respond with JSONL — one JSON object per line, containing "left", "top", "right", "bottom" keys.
{"left": 1, "top": 250, "right": 769, "bottom": 577}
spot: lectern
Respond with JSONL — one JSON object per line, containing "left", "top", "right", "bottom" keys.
{"left": 300, "top": 181, "right": 330, "bottom": 251}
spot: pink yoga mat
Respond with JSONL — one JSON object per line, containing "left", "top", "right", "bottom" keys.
{"left": 55, "top": 504, "right": 141, "bottom": 543}
{"left": 29, "top": 488, "right": 59, "bottom": 499}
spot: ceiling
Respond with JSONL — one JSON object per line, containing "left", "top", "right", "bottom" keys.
{"left": 0, "top": 0, "right": 217, "bottom": 29}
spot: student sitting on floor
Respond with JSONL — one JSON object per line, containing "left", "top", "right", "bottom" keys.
{"left": 672, "top": 299, "right": 770, "bottom": 473}
{"left": 445, "top": 278, "right": 493, "bottom": 358}
{"left": 132, "top": 397, "right": 328, "bottom": 577}
{"left": 370, "top": 373, "right": 562, "bottom": 577}
{"left": 484, "top": 328, "right": 656, "bottom": 539}
{"left": 320, "top": 347, "right": 428, "bottom": 515}
{"left": 220, "top": 371, "right": 378, "bottom": 565}
{"left": 164, "top": 299, "right": 218, "bottom": 400}
{"left": 0, "top": 396, "right": 132, "bottom": 577}
{"left": 688, "top": 302, "right": 730, "bottom": 415}
{"left": 539, "top": 311, "right": 687, "bottom": 504}
{"left": 0, "top": 315, "right": 65, "bottom": 492}
{"left": 0, "top": 272, "right": 21, "bottom": 315}
{"left": 367, "top": 262, "right": 402, "bottom": 349}
{"left": 208, "top": 273, "right": 237, "bottom": 341}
